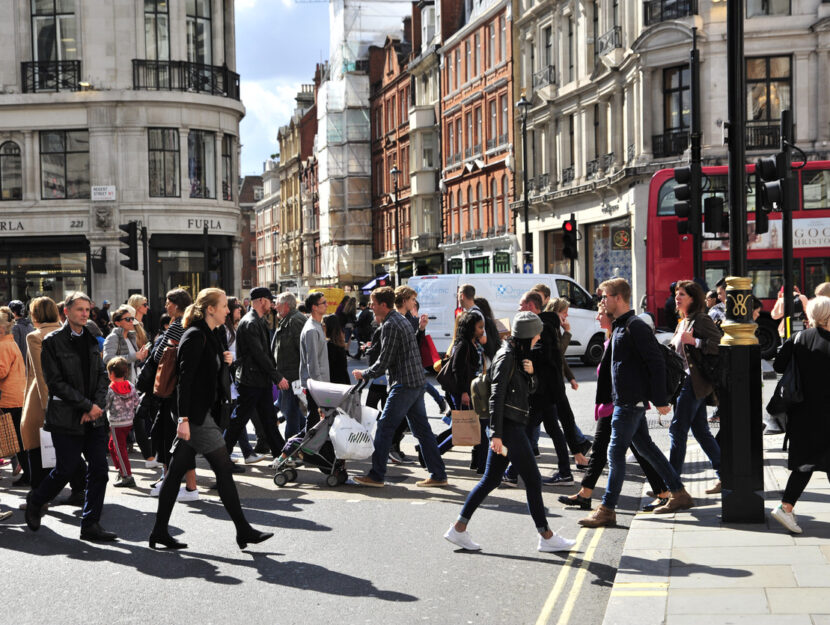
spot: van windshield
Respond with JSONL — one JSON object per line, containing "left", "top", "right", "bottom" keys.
{"left": 555, "top": 279, "right": 595, "bottom": 310}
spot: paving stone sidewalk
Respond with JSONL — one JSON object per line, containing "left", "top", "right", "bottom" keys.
{"left": 601, "top": 433, "right": 830, "bottom": 625}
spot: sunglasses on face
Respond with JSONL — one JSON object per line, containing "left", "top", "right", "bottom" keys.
{"left": 118, "top": 317, "right": 135, "bottom": 322}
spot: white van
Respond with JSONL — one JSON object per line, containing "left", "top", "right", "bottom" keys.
{"left": 409, "top": 273, "right": 605, "bottom": 365}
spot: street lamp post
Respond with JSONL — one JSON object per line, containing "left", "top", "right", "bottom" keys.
{"left": 516, "top": 94, "right": 531, "bottom": 272}
{"left": 390, "top": 165, "right": 402, "bottom": 287}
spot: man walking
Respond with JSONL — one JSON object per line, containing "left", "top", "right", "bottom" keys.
{"left": 352, "top": 287, "right": 448, "bottom": 488}
{"left": 224, "top": 286, "right": 288, "bottom": 461}
{"left": 24, "top": 292, "right": 114, "bottom": 541}
{"left": 579, "top": 278, "right": 693, "bottom": 528}
{"left": 9, "top": 300, "right": 34, "bottom": 363}
{"left": 273, "top": 292, "right": 307, "bottom": 440}
{"left": 299, "top": 291, "right": 330, "bottom": 427}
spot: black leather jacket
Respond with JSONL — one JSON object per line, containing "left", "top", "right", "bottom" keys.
{"left": 42, "top": 324, "right": 108, "bottom": 436}
{"left": 234, "top": 309, "right": 284, "bottom": 388}
{"left": 272, "top": 309, "right": 305, "bottom": 383}
{"left": 488, "top": 341, "right": 537, "bottom": 438}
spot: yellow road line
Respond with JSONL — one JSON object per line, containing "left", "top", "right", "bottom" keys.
{"left": 613, "top": 582, "right": 669, "bottom": 588}
{"left": 534, "top": 528, "right": 589, "bottom": 625}
{"left": 610, "top": 590, "right": 668, "bottom": 597}
{"left": 554, "top": 528, "right": 605, "bottom": 625}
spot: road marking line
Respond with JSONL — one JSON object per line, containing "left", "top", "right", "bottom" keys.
{"left": 554, "top": 528, "right": 605, "bottom": 625}
{"left": 609, "top": 590, "right": 668, "bottom": 597}
{"left": 534, "top": 528, "right": 588, "bottom": 625}
{"left": 613, "top": 582, "right": 669, "bottom": 588}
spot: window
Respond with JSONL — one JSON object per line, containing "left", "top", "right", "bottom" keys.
{"left": 148, "top": 128, "right": 180, "bottom": 197}
{"left": 613, "top": 0, "right": 620, "bottom": 27}
{"left": 543, "top": 26, "right": 552, "bottom": 67}
{"left": 455, "top": 49, "right": 461, "bottom": 89}
{"left": 456, "top": 118, "right": 462, "bottom": 155}
{"left": 489, "top": 100, "right": 497, "bottom": 143}
{"left": 422, "top": 6, "right": 435, "bottom": 46}
{"left": 592, "top": 0, "right": 599, "bottom": 68}
{"left": 490, "top": 179, "right": 498, "bottom": 231}
{"left": 0, "top": 142, "right": 22, "bottom": 201}
{"left": 476, "top": 182, "right": 483, "bottom": 232}
{"left": 663, "top": 65, "right": 691, "bottom": 132}
{"left": 448, "top": 122, "right": 455, "bottom": 159}
{"left": 145, "top": 0, "right": 169, "bottom": 61}
{"left": 474, "top": 107, "right": 482, "bottom": 150}
{"left": 391, "top": 94, "right": 396, "bottom": 127}
{"left": 568, "top": 17, "right": 575, "bottom": 82}
{"left": 474, "top": 33, "right": 481, "bottom": 77}
{"left": 466, "top": 113, "right": 473, "bottom": 152}
{"left": 500, "top": 94, "right": 508, "bottom": 137}
{"left": 447, "top": 193, "right": 454, "bottom": 238}
{"left": 31, "top": 0, "right": 80, "bottom": 62}
{"left": 186, "top": 0, "right": 212, "bottom": 64}
{"left": 448, "top": 53, "right": 454, "bottom": 92}
{"left": 40, "top": 129, "right": 89, "bottom": 199}
{"left": 746, "top": 56, "right": 791, "bottom": 126}
{"left": 423, "top": 134, "right": 434, "bottom": 168}
{"left": 500, "top": 16, "right": 506, "bottom": 63}
{"left": 188, "top": 129, "right": 215, "bottom": 198}
{"left": 488, "top": 24, "right": 495, "bottom": 68}
{"left": 555, "top": 279, "right": 595, "bottom": 310}
{"left": 465, "top": 42, "right": 471, "bottom": 82}
{"left": 466, "top": 187, "right": 473, "bottom": 233}
{"left": 501, "top": 175, "right": 509, "bottom": 229}
{"left": 222, "top": 134, "right": 233, "bottom": 201}
{"left": 747, "top": 0, "right": 790, "bottom": 17}
{"left": 568, "top": 115, "right": 575, "bottom": 165}
{"left": 803, "top": 169, "right": 830, "bottom": 210}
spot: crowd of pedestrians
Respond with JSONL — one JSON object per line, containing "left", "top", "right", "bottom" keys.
{"left": 2, "top": 273, "right": 827, "bottom": 552}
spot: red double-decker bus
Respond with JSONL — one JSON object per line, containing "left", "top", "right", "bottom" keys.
{"left": 646, "top": 160, "right": 830, "bottom": 358}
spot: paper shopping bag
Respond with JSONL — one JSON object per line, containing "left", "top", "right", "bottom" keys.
{"left": 40, "top": 428, "right": 56, "bottom": 468}
{"left": 451, "top": 410, "right": 481, "bottom": 446}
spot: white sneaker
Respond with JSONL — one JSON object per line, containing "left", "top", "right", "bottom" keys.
{"left": 538, "top": 533, "right": 577, "bottom": 552}
{"left": 244, "top": 453, "right": 266, "bottom": 465}
{"left": 177, "top": 486, "right": 199, "bottom": 502}
{"left": 149, "top": 480, "right": 163, "bottom": 497}
{"left": 145, "top": 458, "right": 160, "bottom": 469}
{"left": 771, "top": 504, "right": 803, "bottom": 534}
{"left": 443, "top": 524, "right": 481, "bottom": 551}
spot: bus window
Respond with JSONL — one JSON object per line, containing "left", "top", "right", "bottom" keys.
{"left": 704, "top": 263, "right": 728, "bottom": 290}
{"left": 805, "top": 258, "right": 830, "bottom": 294}
{"left": 657, "top": 179, "right": 677, "bottom": 216}
{"left": 555, "top": 279, "right": 595, "bottom": 310}
{"left": 802, "top": 170, "right": 830, "bottom": 210}
{"left": 747, "top": 259, "right": 799, "bottom": 300}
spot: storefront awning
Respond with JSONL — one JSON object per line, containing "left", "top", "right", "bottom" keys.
{"left": 361, "top": 273, "right": 390, "bottom": 292}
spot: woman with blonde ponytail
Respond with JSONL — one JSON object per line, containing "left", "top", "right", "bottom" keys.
{"left": 149, "top": 288, "right": 272, "bottom": 551}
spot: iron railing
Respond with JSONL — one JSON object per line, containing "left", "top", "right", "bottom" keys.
{"left": 597, "top": 26, "right": 622, "bottom": 56}
{"left": 652, "top": 130, "right": 689, "bottom": 157}
{"left": 644, "top": 0, "right": 697, "bottom": 25}
{"left": 132, "top": 59, "right": 240, "bottom": 100}
{"left": 627, "top": 144, "right": 635, "bottom": 163}
{"left": 21, "top": 60, "right": 81, "bottom": 93}
{"left": 586, "top": 158, "right": 599, "bottom": 179}
{"left": 498, "top": 133, "right": 508, "bottom": 145}
{"left": 562, "top": 166, "right": 575, "bottom": 184}
{"left": 532, "top": 65, "right": 556, "bottom": 89}
{"left": 602, "top": 152, "right": 615, "bottom": 170}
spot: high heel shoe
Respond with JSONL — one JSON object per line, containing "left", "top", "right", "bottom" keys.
{"left": 236, "top": 529, "right": 274, "bottom": 550}
{"left": 149, "top": 531, "right": 187, "bottom": 550}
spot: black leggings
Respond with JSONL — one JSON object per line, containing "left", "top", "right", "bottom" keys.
{"left": 152, "top": 441, "right": 252, "bottom": 536}
{"left": 581, "top": 414, "right": 666, "bottom": 496}
{"left": 782, "top": 469, "right": 830, "bottom": 506}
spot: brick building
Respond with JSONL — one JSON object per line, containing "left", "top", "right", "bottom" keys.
{"left": 238, "top": 174, "right": 263, "bottom": 291}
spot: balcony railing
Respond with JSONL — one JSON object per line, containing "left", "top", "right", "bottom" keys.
{"left": 464, "top": 147, "right": 472, "bottom": 159}
{"left": 21, "top": 60, "right": 81, "bottom": 93}
{"left": 597, "top": 26, "right": 622, "bottom": 56}
{"left": 532, "top": 65, "right": 556, "bottom": 89}
{"left": 472, "top": 144, "right": 482, "bottom": 156}
{"left": 586, "top": 158, "right": 599, "bottom": 179}
{"left": 652, "top": 129, "right": 689, "bottom": 158}
{"left": 602, "top": 152, "right": 615, "bottom": 171}
{"left": 644, "top": 0, "right": 697, "bottom": 26}
{"left": 498, "top": 133, "right": 508, "bottom": 145}
{"left": 530, "top": 173, "right": 550, "bottom": 192}
{"left": 132, "top": 59, "right": 241, "bottom": 100}
{"left": 562, "top": 166, "right": 575, "bottom": 184}
{"left": 746, "top": 123, "right": 780, "bottom": 150}
{"left": 627, "top": 144, "right": 635, "bottom": 163}
{"left": 486, "top": 138, "right": 497, "bottom": 150}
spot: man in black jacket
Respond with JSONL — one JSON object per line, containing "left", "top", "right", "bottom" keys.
{"left": 579, "top": 278, "right": 692, "bottom": 528}
{"left": 224, "top": 287, "right": 288, "bottom": 460}
{"left": 273, "top": 292, "right": 306, "bottom": 440}
{"left": 24, "top": 292, "right": 114, "bottom": 541}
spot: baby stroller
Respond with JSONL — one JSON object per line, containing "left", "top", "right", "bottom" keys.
{"left": 273, "top": 378, "right": 371, "bottom": 488}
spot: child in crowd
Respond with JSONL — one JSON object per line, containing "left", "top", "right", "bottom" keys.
{"left": 105, "top": 357, "right": 140, "bottom": 487}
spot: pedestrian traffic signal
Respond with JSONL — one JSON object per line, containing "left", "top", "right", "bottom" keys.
{"left": 562, "top": 218, "right": 578, "bottom": 260}
{"left": 673, "top": 165, "right": 701, "bottom": 235}
{"left": 118, "top": 222, "right": 138, "bottom": 270}
{"left": 703, "top": 196, "right": 725, "bottom": 234}
{"left": 207, "top": 246, "right": 221, "bottom": 270}
{"left": 756, "top": 153, "right": 787, "bottom": 212}
{"left": 754, "top": 171, "right": 770, "bottom": 235}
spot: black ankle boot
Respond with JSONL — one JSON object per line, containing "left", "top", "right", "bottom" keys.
{"left": 236, "top": 528, "right": 273, "bottom": 550}
{"left": 149, "top": 530, "right": 187, "bottom": 550}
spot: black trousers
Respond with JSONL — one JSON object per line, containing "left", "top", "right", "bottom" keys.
{"left": 225, "top": 384, "right": 285, "bottom": 457}
{"left": 28, "top": 446, "right": 86, "bottom": 492}
{"left": 782, "top": 469, "right": 830, "bottom": 506}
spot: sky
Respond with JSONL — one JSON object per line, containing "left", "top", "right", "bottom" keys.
{"left": 235, "top": 0, "right": 331, "bottom": 176}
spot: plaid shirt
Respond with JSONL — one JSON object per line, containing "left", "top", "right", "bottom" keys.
{"left": 364, "top": 310, "right": 425, "bottom": 388}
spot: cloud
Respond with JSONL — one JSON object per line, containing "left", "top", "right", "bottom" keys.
{"left": 239, "top": 79, "right": 305, "bottom": 174}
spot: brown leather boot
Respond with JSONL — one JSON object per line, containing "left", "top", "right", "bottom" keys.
{"left": 578, "top": 504, "right": 616, "bottom": 527}
{"left": 705, "top": 481, "right": 722, "bottom": 495}
{"left": 653, "top": 488, "right": 695, "bottom": 514}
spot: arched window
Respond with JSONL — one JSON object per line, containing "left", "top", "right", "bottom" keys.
{"left": 447, "top": 193, "right": 454, "bottom": 239}
{"left": 501, "top": 175, "right": 509, "bottom": 231}
{"left": 466, "top": 186, "right": 472, "bottom": 236}
{"left": 476, "top": 182, "right": 483, "bottom": 234}
{"left": 490, "top": 178, "right": 498, "bottom": 235}
{"left": 455, "top": 189, "right": 462, "bottom": 237}
{"left": 0, "top": 142, "right": 22, "bottom": 201}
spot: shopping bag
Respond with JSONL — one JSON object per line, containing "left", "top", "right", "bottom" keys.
{"left": 451, "top": 410, "right": 481, "bottom": 446}
{"left": 330, "top": 409, "right": 375, "bottom": 460}
{"left": 0, "top": 412, "right": 19, "bottom": 458}
{"left": 39, "top": 428, "right": 56, "bottom": 468}
{"left": 420, "top": 334, "right": 441, "bottom": 370}
{"left": 292, "top": 379, "right": 308, "bottom": 409}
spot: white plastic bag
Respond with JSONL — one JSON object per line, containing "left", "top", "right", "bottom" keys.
{"left": 40, "top": 428, "right": 56, "bottom": 468}
{"left": 330, "top": 408, "right": 375, "bottom": 460}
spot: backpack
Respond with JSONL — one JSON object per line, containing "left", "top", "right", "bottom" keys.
{"left": 624, "top": 317, "right": 687, "bottom": 405}
{"left": 470, "top": 354, "right": 515, "bottom": 420}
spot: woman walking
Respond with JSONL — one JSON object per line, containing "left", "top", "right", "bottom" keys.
{"left": 149, "top": 288, "right": 273, "bottom": 550}
{"left": 0, "top": 306, "right": 28, "bottom": 486}
{"left": 102, "top": 305, "right": 149, "bottom": 382}
{"left": 668, "top": 280, "right": 723, "bottom": 493}
{"left": 444, "top": 312, "right": 575, "bottom": 553}
{"left": 769, "top": 296, "right": 830, "bottom": 534}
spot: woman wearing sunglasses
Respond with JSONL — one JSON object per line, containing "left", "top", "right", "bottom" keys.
{"left": 102, "top": 305, "right": 149, "bottom": 383}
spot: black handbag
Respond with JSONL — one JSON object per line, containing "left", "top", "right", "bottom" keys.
{"left": 135, "top": 356, "right": 158, "bottom": 395}
{"left": 766, "top": 332, "right": 803, "bottom": 430}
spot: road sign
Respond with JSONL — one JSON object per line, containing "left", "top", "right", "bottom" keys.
{"left": 523, "top": 262, "right": 533, "bottom": 274}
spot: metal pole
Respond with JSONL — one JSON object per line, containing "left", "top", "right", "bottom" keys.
{"left": 726, "top": 1, "right": 746, "bottom": 277}
{"left": 690, "top": 27, "right": 703, "bottom": 282}
{"left": 202, "top": 223, "right": 209, "bottom": 292}
{"left": 781, "top": 110, "right": 795, "bottom": 336}
{"left": 394, "top": 176, "right": 401, "bottom": 287}
{"left": 521, "top": 109, "right": 530, "bottom": 269}
{"left": 141, "top": 225, "right": 149, "bottom": 298}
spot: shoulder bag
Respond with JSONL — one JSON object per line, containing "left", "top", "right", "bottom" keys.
{"left": 153, "top": 339, "right": 179, "bottom": 398}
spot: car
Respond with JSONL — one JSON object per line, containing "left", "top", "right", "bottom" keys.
{"left": 408, "top": 273, "right": 606, "bottom": 365}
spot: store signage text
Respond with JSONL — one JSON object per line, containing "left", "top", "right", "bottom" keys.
{"left": 0, "top": 221, "right": 24, "bottom": 231}
{"left": 187, "top": 218, "right": 223, "bottom": 230}
{"left": 91, "top": 185, "right": 116, "bottom": 201}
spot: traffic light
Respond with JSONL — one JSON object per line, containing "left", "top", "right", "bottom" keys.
{"left": 118, "top": 222, "right": 138, "bottom": 270}
{"left": 756, "top": 153, "right": 787, "bottom": 212}
{"left": 703, "top": 196, "right": 725, "bottom": 234}
{"left": 673, "top": 165, "right": 701, "bottom": 235}
{"left": 754, "top": 172, "right": 769, "bottom": 235}
{"left": 562, "top": 218, "right": 578, "bottom": 260}
{"left": 207, "top": 246, "right": 221, "bottom": 270}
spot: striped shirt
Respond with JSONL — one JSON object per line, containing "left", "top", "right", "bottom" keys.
{"left": 364, "top": 310, "right": 425, "bottom": 388}
{"left": 153, "top": 318, "right": 184, "bottom": 363}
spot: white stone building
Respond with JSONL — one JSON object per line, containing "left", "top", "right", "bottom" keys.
{"left": 255, "top": 159, "right": 280, "bottom": 290}
{"left": 0, "top": 1, "right": 244, "bottom": 314}
{"left": 514, "top": 0, "right": 830, "bottom": 305}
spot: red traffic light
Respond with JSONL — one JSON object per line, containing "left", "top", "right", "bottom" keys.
{"left": 564, "top": 221, "right": 574, "bottom": 232}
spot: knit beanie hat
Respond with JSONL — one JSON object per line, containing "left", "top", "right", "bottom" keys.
{"left": 512, "top": 311, "right": 543, "bottom": 339}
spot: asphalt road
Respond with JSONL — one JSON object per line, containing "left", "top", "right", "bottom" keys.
{"left": 0, "top": 359, "right": 658, "bottom": 625}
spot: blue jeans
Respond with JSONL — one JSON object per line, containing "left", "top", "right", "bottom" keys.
{"left": 279, "top": 386, "right": 306, "bottom": 440}
{"left": 669, "top": 378, "right": 721, "bottom": 478}
{"left": 369, "top": 384, "right": 446, "bottom": 482}
{"left": 603, "top": 404, "right": 683, "bottom": 510}
{"left": 507, "top": 403, "right": 571, "bottom": 479}
{"left": 31, "top": 425, "right": 109, "bottom": 529}
{"left": 423, "top": 382, "right": 447, "bottom": 411}
{"left": 459, "top": 420, "right": 550, "bottom": 533}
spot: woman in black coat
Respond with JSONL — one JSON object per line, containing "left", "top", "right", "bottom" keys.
{"left": 770, "top": 295, "right": 830, "bottom": 535}
{"left": 149, "top": 288, "right": 273, "bottom": 551}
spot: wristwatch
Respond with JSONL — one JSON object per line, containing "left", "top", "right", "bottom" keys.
{"left": 178, "top": 417, "right": 189, "bottom": 424}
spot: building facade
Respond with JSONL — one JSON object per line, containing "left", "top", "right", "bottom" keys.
{"left": 0, "top": 0, "right": 244, "bottom": 312}
{"left": 238, "top": 174, "right": 262, "bottom": 291}
{"left": 514, "top": 0, "right": 830, "bottom": 305}
{"left": 439, "top": 0, "right": 518, "bottom": 274}
{"left": 255, "top": 159, "right": 280, "bottom": 290}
